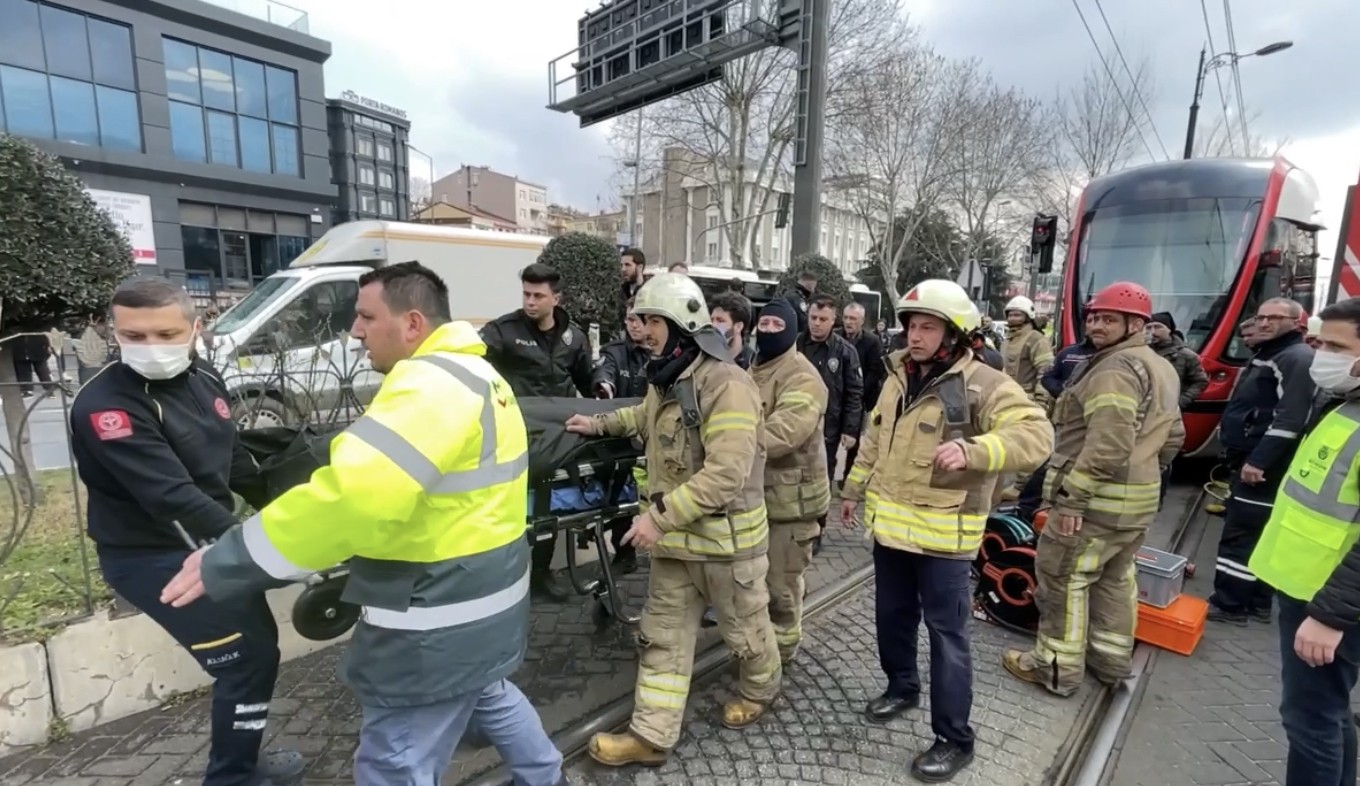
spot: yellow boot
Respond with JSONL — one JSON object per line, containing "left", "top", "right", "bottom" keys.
{"left": 587, "top": 732, "right": 666, "bottom": 767}
{"left": 721, "top": 697, "right": 769, "bottom": 730}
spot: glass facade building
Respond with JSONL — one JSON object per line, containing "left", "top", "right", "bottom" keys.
{"left": 326, "top": 95, "right": 410, "bottom": 224}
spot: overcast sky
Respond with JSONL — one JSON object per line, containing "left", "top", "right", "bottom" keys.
{"left": 288, "top": 0, "right": 1359, "bottom": 288}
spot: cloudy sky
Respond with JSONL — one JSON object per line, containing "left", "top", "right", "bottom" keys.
{"left": 286, "top": 0, "right": 1359, "bottom": 288}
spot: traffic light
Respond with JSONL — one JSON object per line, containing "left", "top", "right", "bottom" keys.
{"left": 1031, "top": 214, "right": 1059, "bottom": 273}
{"left": 774, "top": 192, "right": 792, "bottom": 229}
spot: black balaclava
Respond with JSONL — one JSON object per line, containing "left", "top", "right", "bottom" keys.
{"left": 755, "top": 297, "right": 799, "bottom": 362}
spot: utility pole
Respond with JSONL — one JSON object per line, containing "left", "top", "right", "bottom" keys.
{"left": 789, "top": 0, "right": 829, "bottom": 258}
{"left": 1183, "top": 47, "right": 1206, "bottom": 159}
{"left": 627, "top": 108, "right": 643, "bottom": 247}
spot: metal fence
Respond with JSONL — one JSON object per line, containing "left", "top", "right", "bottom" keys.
{"left": 0, "top": 328, "right": 371, "bottom": 642}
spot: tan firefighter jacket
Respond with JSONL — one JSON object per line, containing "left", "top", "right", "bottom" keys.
{"left": 751, "top": 347, "right": 830, "bottom": 523}
{"left": 1045, "top": 332, "right": 1186, "bottom": 528}
{"left": 594, "top": 353, "right": 768, "bottom": 561}
{"left": 1004, "top": 324, "right": 1055, "bottom": 401}
{"left": 842, "top": 350, "right": 1053, "bottom": 557}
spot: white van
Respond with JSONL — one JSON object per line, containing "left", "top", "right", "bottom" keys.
{"left": 204, "top": 220, "right": 546, "bottom": 426}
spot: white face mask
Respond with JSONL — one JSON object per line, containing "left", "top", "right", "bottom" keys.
{"left": 119, "top": 337, "right": 195, "bottom": 380}
{"left": 1309, "top": 350, "right": 1360, "bottom": 394}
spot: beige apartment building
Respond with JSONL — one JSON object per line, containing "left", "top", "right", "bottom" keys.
{"left": 629, "top": 147, "right": 884, "bottom": 274}
{"left": 429, "top": 165, "right": 549, "bottom": 233}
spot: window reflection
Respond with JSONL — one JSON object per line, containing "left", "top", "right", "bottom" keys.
{"left": 40, "top": 4, "right": 91, "bottom": 82}
{"left": 49, "top": 75, "right": 97, "bottom": 145}
{"left": 0, "top": 65, "right": 53, "bottom": 138}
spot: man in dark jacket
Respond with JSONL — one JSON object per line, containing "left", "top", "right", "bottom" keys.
{"left": 482, "top": 263, "right": 594, "bottom": 601}
{"left": 1210, "top": 297, "right": 1315, "bottom": 625}
{"left": 619, "top": 247, "right": 646, "bottom": 331}
{"left": 968, "top": 329, "right": 1005, "bottom": 371}
{"left": 799, "top": 295, "right": 862, "bottom": 551}
{"left": 710, "top": 291, "right": 755, "bottom": 370}
{"left": 594, "top": 300, "right": 650, "bottom": 399}
{"left": 784, "top": 271, "right": 817, "bottom": 334}
{"left": 1147, "top": 312, "right": 1209, "bottom": 409}
{"left": 837, "top": 302, "right": 883, "bottom": 479}
{"left": 1040, "top": 337, "right": 1097, "bottom": 399}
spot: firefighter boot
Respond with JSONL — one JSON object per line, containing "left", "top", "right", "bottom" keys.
{"left": 587, "top": 732, "right": 666, "bottom": 768}
{"left": 721, "top": 697, "right": 769, "bottom": 730}
{"left": 1002, "top": 649, "right": 1078, "bottom": 698}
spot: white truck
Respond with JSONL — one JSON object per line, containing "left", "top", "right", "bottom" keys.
{"left": 202, "top": 220, "right": 546, "bottom": 426}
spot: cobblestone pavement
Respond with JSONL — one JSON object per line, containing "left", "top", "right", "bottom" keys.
{"left": 1105, "top": 511, "right": 1290, "bottom": 786}
{"left": 564, "top": 584, "right": 1089, "bottom": 786}
{"left": 0, "top": 523, "right": 873, "bottom": 786}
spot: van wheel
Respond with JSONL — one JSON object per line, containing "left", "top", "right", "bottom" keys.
{"left": 234, "top": 395, "right": 295, "bottom": 429}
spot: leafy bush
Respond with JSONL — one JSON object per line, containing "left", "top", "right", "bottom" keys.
{"left": 0, "top": 134, "right": 134, "bottom": 333}
{"left": 537, "top": 232, "right": 621, "bottom": 338}
{"left": 779, "top": 253, "right": 850, "bottom": 308}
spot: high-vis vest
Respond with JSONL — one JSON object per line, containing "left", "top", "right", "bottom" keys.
{"left": 1249, "top": 399, "right": 1360, "bottom": 603}
{"left": 202, "top": 322, "right": 531, "bottom": 707}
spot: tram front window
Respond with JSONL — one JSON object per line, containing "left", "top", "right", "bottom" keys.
{"left": 1074, "top": 197, "right": 1261, "bottom": 351}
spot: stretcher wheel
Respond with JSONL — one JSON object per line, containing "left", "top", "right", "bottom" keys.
{"left": 975, "top": 546, "right": 1040, "bottom": 636}
{"left": 292, "top": 580, "right": 360, "bottom": 641}
{"left": 591, "top": 598, "right": 614, "bottom": 625}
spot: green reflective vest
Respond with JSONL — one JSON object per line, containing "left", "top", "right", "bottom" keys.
{"left": 1249, "top": 399, "right": 1360, "bottom": 602}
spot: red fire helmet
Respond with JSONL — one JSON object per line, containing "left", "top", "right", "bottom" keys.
{"left": 1086, "top": 282, "right": 1152, "bottom": 320}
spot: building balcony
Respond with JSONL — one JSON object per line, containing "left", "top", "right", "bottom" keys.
{"left": 199, "top": 0, "right": 309, "bottom": 33}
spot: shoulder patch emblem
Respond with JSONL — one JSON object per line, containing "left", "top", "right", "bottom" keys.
{"left": 562, "top": 328, "right": 574, "bottom": 346}
{"left": 828, "top": 357, "right": 840, "bottom": 373}
{"left": 90, "top": 410, "right": 133, "bottom": 441}
{"left": 213, "top": 397, "right": 232, "bottom": 420}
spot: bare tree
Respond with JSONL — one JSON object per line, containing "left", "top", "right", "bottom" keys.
{"left": 826, "top": 41, "right": 974, "bottom": 299}
{"left": 942, "top": 74, "right": 1052, "bottom": 272}
{"left": 409, "top": 175, "right": 433, "bottom": 214}
{"left": 1194, "top": 108, "right": 1288, "bottom": 158}
{"left": 606, "top": 0, "right": 904, "bottom": 268}
{"left": 1058, "top": 59, "right": 1156, "bottom": 179}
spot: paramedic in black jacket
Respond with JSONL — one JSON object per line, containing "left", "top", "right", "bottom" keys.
{"left": 68, "top": 278, "right": 302, "bottom": 786}
{"left": 1209, "top": 297, "right": 1316, "bottom": 625}
{"left": 481, "top": 263, "right": 594, "bottom": 601}
{"left": 798, "top": 295, "right": 863, "bottom": 550}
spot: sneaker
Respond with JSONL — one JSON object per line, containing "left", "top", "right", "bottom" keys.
{"left": 1206, "top": 606, "right": 1248, "bottom": 626}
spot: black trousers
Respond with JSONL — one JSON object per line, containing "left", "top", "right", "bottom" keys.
{"left": 99, "top": 547, "right": 280, "bottom": 786}
{"left": 1210, "top": 474, "right": 1281, "bottom": 614}
{"left": 873, "top": 543, "right": 975, "bottom": 749}
{"left": 1016, "top": 462, "right": 1049, "bottom": 521}
{"left": 13, "top": 358, "right": 55, "bottom": 394}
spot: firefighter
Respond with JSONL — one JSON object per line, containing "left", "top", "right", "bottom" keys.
{"left": 1002, "top": 295, "right": 1055, "bottom": 400}
{"left": 751, "top": 297, "right": 829, "bottom": 662}
{"left": 1003, "top": 282, "right": 1185, "bottom": 698}
{"left": 840, "top": 279, "right": 1052, "bottom": 783}
{"left": 161, "top": 263, "right": 564, "bottom": 786}
{"left": 1247, "top": 297, "right": 1360, "bottom": 782}
{"left": 1210, "top": 298, "right": 1315, "bottom": 625}
{"left": 564, "top": 272, "right": 780, "bottom": 767}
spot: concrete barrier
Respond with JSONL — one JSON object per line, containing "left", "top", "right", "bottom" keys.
{"left": 0, "top": 584, "right": 349, "bottom": 758}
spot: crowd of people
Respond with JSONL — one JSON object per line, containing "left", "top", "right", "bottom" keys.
{"left": 56, "top": 242, "right": 1360, "bottom": 786}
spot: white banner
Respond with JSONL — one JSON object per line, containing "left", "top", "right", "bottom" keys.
{"left": 87, "top": 188, "right": 157, "bottom": 265}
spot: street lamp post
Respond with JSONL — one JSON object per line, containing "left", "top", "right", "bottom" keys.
{"left": 1183, "top": 40, "right": 1293, "bottom": 159}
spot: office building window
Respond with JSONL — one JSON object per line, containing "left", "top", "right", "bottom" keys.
{"left": 0, "top": 1, "right": 140, "bottom": 150}
{"left": 359, "top": 165, "right": 375, "bottom": 186}
{"left": 356, "top": 136, "right": 373, "bottom": 157}
{"left": 180, "top": 203, "right": 312, "bottom": 290}
{"left": 164, "top": 37, "right": 300, "bottom": 175}
{"left": 379, "top": 171, "right": 394, "bottom": 190}
{"left": 359, "top": 194, "right": 377, "bottom": 213}
{"left": 376, "top": 142, "right": 392, "bottom": 162}
{"left": 380, "top": 198, "right": 395, "bottom": 217}
{"left": 707, "top": 241, "right": 719, "bottom": 259}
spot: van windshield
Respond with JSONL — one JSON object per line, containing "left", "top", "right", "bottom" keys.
{"left": 210, "top": 276, "right": 300, "bottom": 334}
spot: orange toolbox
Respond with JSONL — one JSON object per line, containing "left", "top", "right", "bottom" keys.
{"left": 1135, "top": 594, "right": 1208, "bottom": 656}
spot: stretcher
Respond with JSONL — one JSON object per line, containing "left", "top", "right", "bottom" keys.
{"left": 238, "top": 395, "right": 648, "bottom": 642}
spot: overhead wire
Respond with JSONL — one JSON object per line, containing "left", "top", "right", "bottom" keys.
{"left": 1198, "top": 0, "right": 1237, "bottom": 154}
{"left": 1091, "top": 0, "right": 1169, "bottom": 159}
{"left": 1068, "top": 0, "right": 1157, "bottom": 161}
{"left": 1221, "top": 0, "right": 1252, "bottom": 150}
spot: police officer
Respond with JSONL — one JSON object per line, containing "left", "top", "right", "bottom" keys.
{"left": 752, "top": 297, "right": 829, "bottom": 662}
{"left": 784, "top": 270, "right": 816, "bottom": 333}
{"left": 1004, "top": 282, "right": 1184, "bottom": 698}
{"left": 799, "top": 294, "right": 863, "bottom": 552}
{"left": 1248, "top": 297, "right": 1360, "bottom": 783}
{"left": 1210, "top": 297, "right": 1314, "bottom": 625}
{"left": 840, "top": 280, "right": 1052, "bottom": 782}
{"left": 481, "top": 262, "right": 594, "bottom": 601}
{"left": 593, "top": 299, "right": 651, "bottom": 574}
{"left": 161, "top": 263, "right": 567, "bottom": 786}
{"left": 565, "top": 273, "right": 781, "bottom": 767}
{"left": 69, "top": 277, "right": 303, "bottom": 786}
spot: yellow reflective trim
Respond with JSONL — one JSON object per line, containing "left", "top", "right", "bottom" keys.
{"left": 190, "top": 632, "right": 242, "bottom": 651}
{"left": 846, "top": 465, "right": 870, "bottom": 484}
{"left": 864, "top": 493, "right": 985, "bottom": 552}
{"left": 992, "top": 408, "right": 1033, "bottom": 428}
{"left": 701, "top": 412, "right": 757, "bottom": 438}
{"left": 670, "top": 486, "right": 703, "bottom": 521}
{"left": 975, "top": 434, "right": 1006, "bottom": 473}
{"left": 1083, "top": 393, "right": 1138, "bottom": 416}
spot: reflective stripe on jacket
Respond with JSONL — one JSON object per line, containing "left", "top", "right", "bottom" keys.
{"left": 1003, "top": 325, "right": 1055, "bottom": 400}
{"left": 842, "top": 350, "right": 1052, "bottom": 557}
{"left": 1250, "top": 398, "right": 1360, "bottom": 606}
{"left": 595, "top": 353, "right": 768, "bottom": 560}
{"left": 201, "top": 321, "right": 531, "bottom": 707}
{"left": 752, "top": 347, "right": 829, "bottom": 523}
{"left": 1045, "top": 333, "right": 1185, "bottom": 528}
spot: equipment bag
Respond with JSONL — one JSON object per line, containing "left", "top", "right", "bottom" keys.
{"left": 517, "top": 396, "right": 645, "bottom": 482}
{"left": 239, "top": 424, "right": 346, "bottom": 504}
